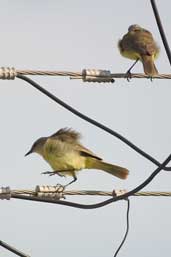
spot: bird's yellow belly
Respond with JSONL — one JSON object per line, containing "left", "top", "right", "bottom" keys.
{"left": 121, "top": 50, "right": 141, "bottom": 61}
{"left": 43, "top": 151, "right": 86, "bottom": 177}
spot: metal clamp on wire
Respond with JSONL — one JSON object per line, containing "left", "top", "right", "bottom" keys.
{"left": 0, "top": 67, "right": 16, "bottom": 80}
{"left": 82, "top": 69, "right": 114, "bottom": 83}
{"left": 0, "top": 187, "right": 11, "bottom": 200}
{"left": 35, "top": 185, "right": 65, "bottom": 200}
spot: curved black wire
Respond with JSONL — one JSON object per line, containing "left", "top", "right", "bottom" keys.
{"left": 113, "top": 199, "right": 130, "bottom": 257}
{"left": 150, "top": 0, "right": 171, "bottom": 65}
{"left": 16, "top": 74, "right": 171, "bottom": 171}
{"left": 12, "top": 153, "right": 171, "bottom": 209}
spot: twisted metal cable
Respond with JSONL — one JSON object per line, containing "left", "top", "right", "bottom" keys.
{"left": 16, "top": 70, "right": 171, "bottom": 79}
{"left": 0, "top": 67, "right": 171, "bottom": 80}
{"left": 11, "top": 189, "right": 171, "bottom": 197}
{"left": 17, "top": 70, "right": 82, "bottom": 77}
{"left": 13, "top": 69, "right": 171, "bottom": 80}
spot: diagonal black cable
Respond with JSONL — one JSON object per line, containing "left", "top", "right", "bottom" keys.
{"left": 113, "top": 199, "right": 130, "bottom": 257}
{"left": 0, "top": 240, "right": 30, "bottom": 257}
{"left": 17, "top": 74, "right": 171, "bottom": 171}
{"left": 150, "top": 0, "right": 171, "bottom": 65}
{"left": 12, "top": 153, "right": 171, "bottom": 209}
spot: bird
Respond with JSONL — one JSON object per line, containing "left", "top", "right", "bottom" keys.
{"left": 25, "top": 128, "right": 129, "bottom": 186}
{"left": 118, "top": 24, "right": 159, "bottom": 77}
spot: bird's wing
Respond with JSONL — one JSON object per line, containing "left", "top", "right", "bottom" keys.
{"left": 50, "top": 128, "right": 102, "bottom": 160}
{"left": 75, "top": 143, "right": 102, "bottom": 160}
{"left": 135, "top": 30, "right": 157, "bottom": 55}
{"left": 50, "top": 128, "right": 81, "bottom": 143}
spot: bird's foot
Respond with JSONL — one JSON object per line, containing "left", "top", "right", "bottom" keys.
{"left": 41, "top": 171, "right": 57, "bottom": 176}
{"left": 125, "top": 70, "right": 132, "bottom": 82}
{"left": 55, "top": 183, "right": 66, "bottom": 193}
{"left": 125, "top": 59, "right": 139, "bottom": 81}
{"left": 149, "top": 76, "right": 153, "bottom": 82}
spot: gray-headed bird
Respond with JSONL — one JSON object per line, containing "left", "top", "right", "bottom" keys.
{"left": 25, "top": 128, "right": 129, "bottom": 186}
{"left": 118, "top": 24, "right": 159, "bottom": 77}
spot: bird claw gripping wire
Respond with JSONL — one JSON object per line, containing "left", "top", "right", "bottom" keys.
{"left": 55, "top": 184, "right": 66, "bottom": 196}
{"left": 125, "top": 71, "right": 132, "bottom": 82}
{"left": 124, "top": 59, "right": 139, "bottom": 81}
{"left": 148, "top": 76, "right": 153, "bottom": 82}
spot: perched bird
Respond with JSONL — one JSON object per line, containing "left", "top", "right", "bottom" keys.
{"left": 25, "top": 128, "right": 129, "bottom": 186}
{"left": 118, "top": 24, "right": 159, "bottom": 76}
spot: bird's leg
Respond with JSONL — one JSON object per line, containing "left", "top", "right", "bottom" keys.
{"left": 41, "top": 171, "right": 58, "bottom": 176}
{"left": 41, "top": 171, "right": 66, "bottom": 194}
{"left": 41, "top": 170, "right": 71, "bottom": 177}
{"left": 54, "top": 171, "right": 77, "bottom": 195}
{"left": 125, "top": 58, "right": 139, "bottom": 81}
{"left": 41, "top": 169, "right": 77, "bottom": 192}
{"left": 55, "top": 184, "right": 66, "bottom": 196}
{"left": 64, "top": 174, "right": 77, "bottom": 187}
{"left": 54, "top": 174, "right": 77, "bottom": 196}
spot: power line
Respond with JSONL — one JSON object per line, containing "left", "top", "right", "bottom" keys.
{"left": 0, "top": 240, "right": 30, "bottom": 257}
{"left": 2, "top": 186, "right": 171, "bottom": 198}
{"left": 0, "top": 67, "right": 171, "bottom": 81}
{"left": 150, "top": 0, "right": 171, "bottom": 66}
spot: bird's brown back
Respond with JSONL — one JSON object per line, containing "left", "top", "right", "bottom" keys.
{"left": 120, "top": 29, "right": 158, "bottom": 56}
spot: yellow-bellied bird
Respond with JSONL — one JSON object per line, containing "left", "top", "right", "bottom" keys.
{"left": 118, "top": 24, "right": 159, "bottom": 76}
{"left": 25, "top": 128, "right": 129, "bottom": 186}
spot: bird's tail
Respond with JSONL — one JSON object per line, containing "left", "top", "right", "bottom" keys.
{"left": 141, "top": 55, "right": 158, "bottom": 76}
{"left": 86, "top": 159, "right": 129, "bottom": 180}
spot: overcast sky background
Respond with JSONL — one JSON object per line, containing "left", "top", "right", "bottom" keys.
{"left": 0, "top": 1, "right": 171, "bottom": 256}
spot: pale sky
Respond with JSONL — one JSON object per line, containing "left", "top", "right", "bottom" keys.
{"left": 0, "top": 1, "right": 171, "bottom": 257}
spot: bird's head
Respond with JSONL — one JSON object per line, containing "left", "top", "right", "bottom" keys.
{"left": 128, "top": 24, "right": 141, "bottom": 32}
{"left": 25, "top": 137, "right": 47, "bottom": 156}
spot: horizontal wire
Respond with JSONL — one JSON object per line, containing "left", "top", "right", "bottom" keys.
{"left": 12, "top": 189, "right": 171, "bottom": 197}
{"left": 16, "top": 70, "right": 171, "bottom": 79}
{"left": 0, "top": 67, "right": 171, "bottom": 80}
{"left": 17, "top": 70, "right": 82, "bottom": 77}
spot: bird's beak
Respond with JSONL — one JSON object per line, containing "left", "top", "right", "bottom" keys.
{"left": 25, "top": 149, "right": 32, "bottom": 156}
